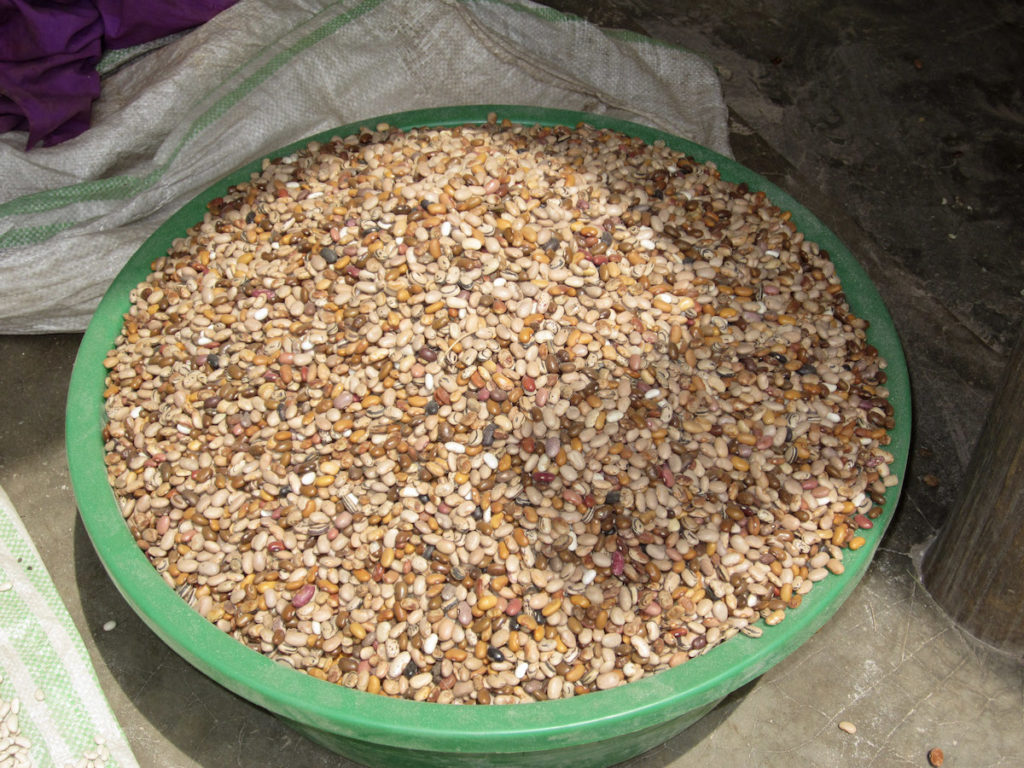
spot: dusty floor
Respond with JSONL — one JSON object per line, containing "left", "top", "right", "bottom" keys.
{"left": 1, "top": 0, "right": 1022, "bottom": 766}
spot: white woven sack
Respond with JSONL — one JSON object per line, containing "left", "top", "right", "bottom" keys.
{"left": 0, "top": 484, "right": 139, "bottom": 767}
{"left": 0, "top": 0, "right": 729, "bottom": 333}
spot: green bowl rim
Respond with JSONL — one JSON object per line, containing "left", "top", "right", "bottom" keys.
{"left": 67, "top": 104, "right": 910, "bottom": 754}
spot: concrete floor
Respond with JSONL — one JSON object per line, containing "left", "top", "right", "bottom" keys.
{"left": 2, "top": 0, "right": 1023, "bottom": 766}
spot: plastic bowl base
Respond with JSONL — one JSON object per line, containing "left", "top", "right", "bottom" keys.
{"left": 284, "top": 697, "right": 722, "bottom": 768}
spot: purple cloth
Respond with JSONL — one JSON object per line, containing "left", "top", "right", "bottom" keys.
{"left": 0, "top": 0, "right": 236, "bottom": 149}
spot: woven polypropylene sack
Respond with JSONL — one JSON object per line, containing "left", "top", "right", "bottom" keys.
{"left": 0, "top": 484, "right": 139, "bottom": 767}
{"left": 0, "top": 0, "right": 729, "bottom": 333}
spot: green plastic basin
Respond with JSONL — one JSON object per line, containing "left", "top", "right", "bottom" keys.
{"left": 67, "top": 105, "right": 910, "bottom": 768}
